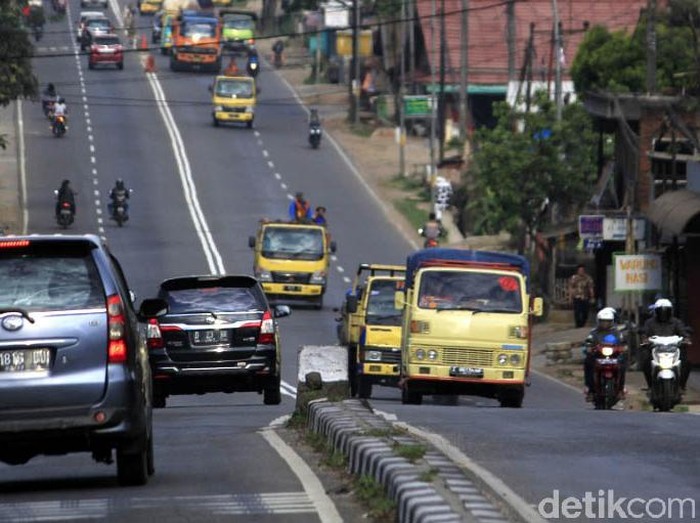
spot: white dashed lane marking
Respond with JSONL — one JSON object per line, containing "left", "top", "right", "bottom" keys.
{"left": 262, "top": 150, "right": 269, "bottom": 158}
{"left": 274, "top": 173, "right": 281, "bottom": 180}
{"left": 267, "top": 161, "right": 274, "bottom": 169}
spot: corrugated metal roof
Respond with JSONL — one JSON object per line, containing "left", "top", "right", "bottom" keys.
{"left": 416, "top": 0, "right": 653, "bottom": 86}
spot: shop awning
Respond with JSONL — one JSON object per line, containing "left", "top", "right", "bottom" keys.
{"left": 647, "top": 190, "right": 700, "bottom": 236}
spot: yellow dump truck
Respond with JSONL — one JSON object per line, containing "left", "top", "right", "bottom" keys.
{"left": 338, "top": 263, "right": 405, "bottom": 396}
{"left": 210, "top": 75, "right": 256, "bottom": 128}
{"left": 397, "top": 248, "right": 542, "bottom": 407}
{"left": 249, "top": 220, "right": 336, "bottom": 309}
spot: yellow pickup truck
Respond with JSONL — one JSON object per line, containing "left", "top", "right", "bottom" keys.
{"left": 397, "top": 248, "right": 543, "bottom": 407}
{"left": 210, "top": 75, "right": 256, "bottom": 128}
{"left": 338, "top": 263, "right": 405, "bottom": 396}
{"left": 351, "top": 274, "right": 405, "bottom": 398}
{"left": 249, "top": 220, "right": 336, "bottom": 309}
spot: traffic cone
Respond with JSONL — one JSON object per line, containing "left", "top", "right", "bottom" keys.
{"left": 140, "top": 34, "right": 147, "bottom": 51}
{"left": 224, "top": 56, "right": 239, "bottom": 76}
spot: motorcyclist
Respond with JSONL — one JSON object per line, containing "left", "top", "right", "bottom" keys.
{"left": 419, "top": 212, "right": 445, "bottom": 247}
{"left": 288, "top": 192, "right": 312, "bottom": 222}
{"left": 583, "top": 307, "right": 627, "bottom": 401}
{"left": 639, "top": 298, "right": 691, "bottom": 391}
{"left": 108, "top": 179, "right": 130, "bottom": 217}
{"left": 55, "top": 179, "right": 76, "bottom": 216}
{"left": 42, "top": 83, "right": 58, "bottom": 114}
{"left": 53, "top": 97, "right": 67, "bottom": 118}
{"left": 246, "top": 47, "right": 259, "bottom": 77}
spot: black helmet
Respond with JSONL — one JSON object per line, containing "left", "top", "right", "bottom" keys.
{"left": 115, "top": 179, "right": 124, "bottom": 189}
{"left": 47, "top": 83, "right": 56, "bottom": 93}
{"left": 61, "top": 179, "right": 70, "bottom": 187}
{"left": 654, "top": 298, "right": 673, "bottom": 322}
{"left": 58, "top": 97, "right": 65, "bottom": 104}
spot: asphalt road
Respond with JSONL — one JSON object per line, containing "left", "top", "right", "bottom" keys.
{"left": 3, "top": 2, "right": 699, "bottom": 522}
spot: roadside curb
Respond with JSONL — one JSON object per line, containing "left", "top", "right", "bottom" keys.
{"left": 0, "top": 101, "right": 22, "bottom": 234}
{"left": 307, "top": 398, "right": 517, "bottom": 522}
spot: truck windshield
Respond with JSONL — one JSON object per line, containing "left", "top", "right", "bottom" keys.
{"left": 183, "top": 22, "right": 215, "bottom": 38}
{"left": 224, "top": 16, "right": 253, "bottom": 29}
{"left": 215, "top": 79, "right": 254, "bottom": 98}
{"left": 366, "top": 280, "right": 402, "bottom": 326}
{"left": 261, "top": 228, "right": 324, "bottom": 260}
{"left": 417, "top": 271, "right": 522, "bottom": 313}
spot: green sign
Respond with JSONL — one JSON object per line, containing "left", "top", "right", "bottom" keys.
{"left": 403, "top": 95, "right": 433, "bottom": 118}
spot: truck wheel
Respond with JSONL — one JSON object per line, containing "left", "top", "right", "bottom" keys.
{"left": 246, "top": 119, "right": 254, "bottom": 129}
{"left": 358, "top": 377, "right": 372, "bottom": 399}
{"left": 314, "top": 295, "right": 323, "bottom": 310}
{"left": 401, "top": 384, "right": 422, "bottom": 405}
{"left": 153, "top": 392, "right": 166, "bottom": 409}
{"left": 348, "top": 346, "right": 357, "bottom": 397}
{"left": 212, "top": 116, "right": 219, "bottom": 127}
{"left": 498, "top": 388, "right": 524, "bottom": 408}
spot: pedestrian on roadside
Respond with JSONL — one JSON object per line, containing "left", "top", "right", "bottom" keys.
{"left": 569, "top": 264, "right": 595, "bottom": 328}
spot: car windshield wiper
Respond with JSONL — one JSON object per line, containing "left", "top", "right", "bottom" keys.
{"left": 0, "top": 307, "right": 36, "bottom": 323}
{"left": 178, "top": 310, "right": 218, "bottom": 319}
{"left": 436, "top": 305, "right": 484, "bottom": 314}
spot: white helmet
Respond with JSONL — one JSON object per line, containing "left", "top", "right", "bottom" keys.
{"left": 653, "top": 298, "right": 673, "bottom": 322}
{"left": 654, "top": 298, "right": 672, "bottom": 309}
{"left": 597, "top": 308, "right": 615, "bottom": 322}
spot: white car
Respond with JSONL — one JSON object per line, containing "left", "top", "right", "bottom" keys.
{"left": 76, "top": 11, "right": 107, "bottom": 42}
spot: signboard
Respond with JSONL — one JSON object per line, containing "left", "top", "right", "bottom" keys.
{"left": 578, "top": 215, "right": 604, "bottom": 239}
{"left": 403, "top": 95, "right": 434, "bottom": 118}
{"left": 322, "top": 1, "right": 349, "bottom": 28}
{"left": 614, "top": 254, "right": 662, "bottom": 291}
{"left": 603, "top": 218, "right": 646, "bottom": 241}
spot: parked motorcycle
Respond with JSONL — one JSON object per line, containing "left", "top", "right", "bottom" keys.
{"left": 309, "top": 124, "right": 322, "bottom": 149}
{"left": 54, "top": 191, "right": 74, "bottom": 229}
{"left": 590, "top": 339, "right": 626, "bottom": 410}
{"left": 648, "top": 335, "right": 684, "bottom": 412}
{"left": 52, "top": 115, "right": 67, "bottom": 137}
{"left": 110, "top": 190, "right": 132, "bottom": 227}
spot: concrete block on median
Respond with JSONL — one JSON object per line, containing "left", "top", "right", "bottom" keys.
{"left": 296, "top": 345, "right": 349, "bottom": 412}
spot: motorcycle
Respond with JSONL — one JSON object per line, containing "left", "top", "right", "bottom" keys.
{"left": 418, "top": 228, "right": 439, "bottom": 248}
{"left": 110, "top": 190, "right": 132, "bottom": 227}
{"left": 309, "top": 124, "right": 322, "bottom": 149}
{"left": 54, "top": 191, "right": 74, "bottom": 229}
{"left": 247, "top": 58, "right": 259, "bottom": 78}
{"left": 590, "top": 339, "right": 626, "bottom": 410}
{"left": 648, "top": 335, "right": 684, "bottom": 412}
{"left": 42, "top": 97, "right": 57, "bottom": 119}
{"left": 52, "top": 115, "right": 67, "bottom": 137}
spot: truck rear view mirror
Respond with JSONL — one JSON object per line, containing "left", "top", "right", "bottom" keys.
{"left": 532, "top": 297, "right": 543, "bottom": 317}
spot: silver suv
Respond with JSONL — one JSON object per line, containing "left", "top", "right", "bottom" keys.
{"left": 0, "top": 235, "right": 167, "bottom": 486}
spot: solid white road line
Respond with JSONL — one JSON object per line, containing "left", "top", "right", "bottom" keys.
{"left": 17, "top": 100, "right": 28, "bottom": 234}
{"left": 261, "top": 427, "right": 343, "bottom": 523}
{"left": 393, "top": 421, "right": 547, "bottom": 523}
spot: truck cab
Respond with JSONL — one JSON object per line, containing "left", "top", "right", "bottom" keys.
{"left": 338, "top": 264, "right": 405, "bottom": 395}
{"left": 210, "top": 75, "right": 256, "bottom": 128}
{"left": 397, "top": 248, "right": 543, "bottom": 407}
{"left": 170, "top": 10, "right": 221, "bottom": 72}
{"left": 350, "top": 275, "right": 405, "bottom": 398}
{"left": 249, "top": 221, "right": 336, "bottom": 309}
{"left": 219, "top": 9, "right": 256, "bottom": 51}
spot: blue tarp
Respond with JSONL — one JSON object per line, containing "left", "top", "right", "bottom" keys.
{"left": 405, "top": 248, "right": 530, "bottom": 290}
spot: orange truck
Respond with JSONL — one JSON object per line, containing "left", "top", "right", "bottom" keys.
{"left": 169, "top": 9, "right": 222, "bottom": 72}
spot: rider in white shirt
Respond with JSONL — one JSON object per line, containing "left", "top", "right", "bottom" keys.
{"left": 53, "top": 98, "right": 67, "bottom": 117}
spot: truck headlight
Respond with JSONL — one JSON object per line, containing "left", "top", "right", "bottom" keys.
{"left": 245, "top": 106, "right": 254, "bottom": 113}
{"left": 415, "top": 349, "right": 425, "bottom": 361}
{"left": 427, "top": 349, "right": 438, "bottom": 361}
{"left": 309, "top": 271, "right": 326, "bottom": 285}
{"left": 214, "top": 105, "right": 223, "bottom": 112}
{"left": 366, "top": 350, "right": 381, "bottom": 362}
{"left": 509, "top": 354, "right": 521, "bottom": 366}
{"left": 498, "top": 354, "right": 508, "bottom": 365}
{"left": 255, "top": 269, "right": 272, "bottom": 282}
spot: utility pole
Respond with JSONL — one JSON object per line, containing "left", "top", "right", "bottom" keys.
{"left": 348, "top": 0, "right": 360, "bottom": 124}
{"left": 506, "top": 0, "right": 515, "bottom": 82}
{"left": 399, "top": 0, "right": 407, "bottom": 176}
{"left": 408, "top": 0, "right": 415, "bottom": 88}
{"left": 646, "top": 0, "right": 657, "bottom": 93}
{"left": 438, "top": 0, "right": 446, "bottom": 163}
{"left": 429, "top": 0, "right": 437, "bottom": 179}
{"left": 551, "top": 0, "right": 562, "bottom": 120}
{"left": 458, "top": 0, "right": 469, "bottom": 141}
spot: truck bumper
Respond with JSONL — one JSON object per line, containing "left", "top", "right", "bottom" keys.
{"left": 214, "top": 110, "right": 253, "bottom": 122}
{"left": 262, "top": 282, "right": 324, "bottom": 297}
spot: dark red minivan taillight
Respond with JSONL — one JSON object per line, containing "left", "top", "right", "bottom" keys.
{"left": 147, "top": 318, "right": 163, "bottom": 350}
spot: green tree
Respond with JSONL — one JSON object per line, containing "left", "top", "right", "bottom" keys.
{"left": 571, "top": 3, "right": 700, "bottom": 94}
{"left": 465, "top": 92, "right": 597, "bottom": 252}
{"left": 0, "top": 0, "right": 37, "bottom": 148}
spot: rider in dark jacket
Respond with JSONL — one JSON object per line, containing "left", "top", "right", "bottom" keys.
{"left": 639, "top": 298, "right": 691, "bottom": 390}
{"left": 55, "top": 179, "right": 75, "bottom": 216}
{"left": 583, "top": 307, "right": 627, "bottom": 400}
{"left": 108, "top": 179, "right": 130, "bottom": 216}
